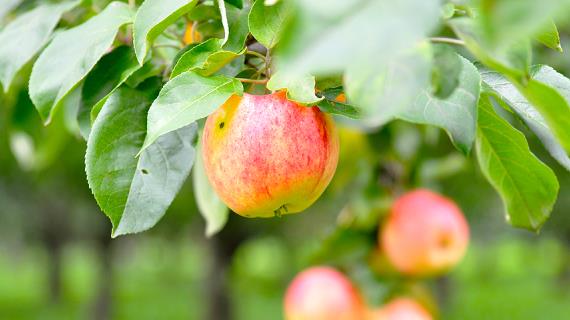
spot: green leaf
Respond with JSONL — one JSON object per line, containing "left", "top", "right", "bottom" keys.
{"left": 344, "top": 44, "right": 432, "bottom": 128}
{"left": 450, "top": 17, "right": 531, "bottom": 79}
{"left": 248, "top": 0, "right": 291, "bottom": 49}
{"left": 223, "top": 1, "right": 251, "bottom": 52}
{"left": 29, "top": 2, "right": 134, "bottom": 124}
{"left": 477, "top": 0, "right": 570, "bottom": 50}
{"left": 277, "top": 0, "right": 440, "bottom": 75}
{"left": 516, "top": 75, "right": 570, "bottom": 157}
{"left": 316, "top": 87, "right": 360, "bottom": 119}
{"left": 431, "top": 44, "right": 462, "bottom": 99}
{"left": 475, "top": 94, "right": 559, "bottom": 231}
{"left": 0, "top": 0, "right": 21, "bottom": 21}
{"left": 481, "top": 67, "right": 570, "bottom": 171}
{"left": 86, "top": 85, "right": 198, "bottom": 237}
{"left": 225, "top": 0, "right": 243, "bottom": 9}
{"left": 396, "top": 55, "right": 481, "bottom": 154}
{"left": 78, "top": 46, "right": 141, "bottom": 140}
{"left": 133, "top": 0, "right": 198, "bottom": 64}
{"left": 193, "top": 138, "right": 229, "bottom": 237}
{"left": 171, "top": 38, "right": 244, "bottom": 79}
{"left": 140, "top": 72, "right": 243, "bottom": 153}
{"left": 535, "top": 20, "right": 563, "bottom": 52}
{"left": 267, "top": 71, "right": 322, "bottom": 105}
{"left": 0, "top": 0, "right": 80, "bottom": 91}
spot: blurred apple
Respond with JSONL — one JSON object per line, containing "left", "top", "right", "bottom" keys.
{"left": 368, "top": 298, "right": 432, "bottom": 320}
{"left": 380, "top": 189, "right": 469, "bottom": 276}
{"left": 284, "top": 266, "right": 365, "bottom": 320}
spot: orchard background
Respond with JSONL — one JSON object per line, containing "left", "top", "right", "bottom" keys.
{"left": 1, "top": 0, "right": 570, "bottom": 319}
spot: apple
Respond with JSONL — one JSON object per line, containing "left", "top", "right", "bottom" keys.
{"left": 202, "top": 91, "right": 339, "bottom": 218}
{"left": 380, "top": 189, "right": 469, "bottom": 276}
{"left": 368, "top": 298, "right": 432, "bottom": 320}
{"left": 284, "top": 266, "right": 365, "bottom": 320}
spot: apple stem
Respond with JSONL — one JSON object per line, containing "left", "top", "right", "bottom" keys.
{"left": 274, "top": 205, "right": 288, "bottom": 217}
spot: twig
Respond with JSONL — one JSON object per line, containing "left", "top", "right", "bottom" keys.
{"left": 429, "top": 37, "right": 465, "bottom": 46}
{"left": 236, "top": 78, "right": 268, "bottom": 84}
{"left": 245, "top": 50, "right": 266, "bottom": 61}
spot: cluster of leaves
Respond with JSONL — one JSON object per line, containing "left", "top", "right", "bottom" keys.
{"left": 1, "top": 0, "right": 569, "bottom": 237}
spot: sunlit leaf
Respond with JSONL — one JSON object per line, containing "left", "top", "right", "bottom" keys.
{"left": 29, "top": 2, "right": 134, "bottom": 123}
{"left": 133, "top": 0, "right": 198, "bottom": 64}
{"left": 140, "top": 72, "right": 243, "bottom": 153}
{"left": 476, "top": 94, "right": 558, "bottom": 231}
{"left": 481, "top": 67, "right": 570, "bottom": 171}
{"left": 535, "top": 20, "right": 563, "bottom": 52}
{"left": 0, "top": 0, "right": 80, "bottom": 91}
{"left": 267, "top": 71, "right": 322, "bottom": 105}
{"left": 171, "top": 38, "right": 244, "bottom": 79}
{"left": 248, "top": 0, "right": 291, "bottom": 49}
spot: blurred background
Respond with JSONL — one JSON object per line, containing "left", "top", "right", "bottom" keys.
{"left": 2, "top": 1, "right": 570, "bottom": 320}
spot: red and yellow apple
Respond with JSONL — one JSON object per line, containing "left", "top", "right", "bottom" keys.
{"left": 284, "top": 266, "right": 365, "bottom": 320}
{"left": 202, "top": 91, "right": 339, "bottom": 217}
{"left": 368, "top": 298, "right": 432, "bottom": 320}
{"left": 380, "top": 189, "right": 469, "bottom": 276}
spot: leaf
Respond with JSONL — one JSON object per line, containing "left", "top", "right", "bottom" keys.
{"left": 481, "top": 67, "right": 570, "bottom": 171}
{"left": 517, "top": 75, "right": 570, "bottom": 157}
{"left": 29, "top": 2, "right": 134, "bottom": 124}
{"left": 171, "top": 38, "right": 244, "bottom": 79}
{"left": 193, "top": 138, "right": 229, "bottom": 237}
{"left": 450, "top": 17, "right": 531, "bottom": 79}
{"left": 535, "top": 20, "right": 563, "bottom": 52}
{"left": 276, "top": 0, "right": 440, "bottom": 75}
{"left": 267, "top": 71, "right": 322, "bottom": 105}
{"left": 0, "top": 0, "right": 21, "bottom": 21}
{"left": 225, "top": 0, "right": 243, "bottom": 9}
{"left": 0, "top": 0, "right": 80, "bottom": 91}
{"left": 216, "top": 0, "right": 230, "bottom": 46}
{"left": 86, "top": 85, "right": 198, "bottom": 237}
{"left": 78, "top": 46, "right": 141, "bottom": 140}
{"left": 431, "top": 44, "right": 462, "bottom": 99}
{"left": 316, "top": 87, "right": 360, "bottom": 119}
{"left": 475, "top": 94, "right": 559, "bottom": 231}
{"left": 344, "top": 44, "right": 432, "bottom": 128}
{"left": 133, "top": 0, "right": 198, "bottom": 64}
{"left": 477, "top": 0, "right": 570, "bottom": 51}
{"left": 223, "top": 1, "right": 251, "bottom": 52}
{"left": 248, "top": 0, "right": 291, "bottom": 49}
{"left": 396, "top": 55, "right": 481, "bottom": 154}
{"left": 140, "top": 72, "right": 243, "bottom": 153}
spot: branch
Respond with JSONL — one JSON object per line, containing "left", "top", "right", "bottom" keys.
{"left": 429, "top": 37, "right": 465, "bottom": 46}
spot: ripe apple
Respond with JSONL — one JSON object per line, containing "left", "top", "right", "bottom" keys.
{"left": 380, "top": 189, "right": 469, "bottom": 276}
{"left": 202, "top": 91, "right": 339, "bottom": 218}
{"left": 284, "top": 266, "right": 365, "bottom": 320}
{"left": 368, "top": 298, "right": 432, "bottom": 320}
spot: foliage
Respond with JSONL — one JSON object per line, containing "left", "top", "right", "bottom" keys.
{"left": 1, "top": 0, "right": 570, "bottom": 299}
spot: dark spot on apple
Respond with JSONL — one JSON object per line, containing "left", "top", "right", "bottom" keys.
{"left": 141, "top": 169, "right": 149, "bottom": 174}
{"left": 219, "top": 122, "right": 225, "bottom": 129}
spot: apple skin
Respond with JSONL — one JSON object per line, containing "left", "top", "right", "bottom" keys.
{"left": 368, "top": 298, "right": 432, "bottom": 320}
{"left": 202, "top": 91, "right": 339, "bottom": 218}
{"left": 284, "top": 266, "right": 365, "bottom": 320}
{"left": 380, "top": 189, "right": 469, "bottom": 276}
